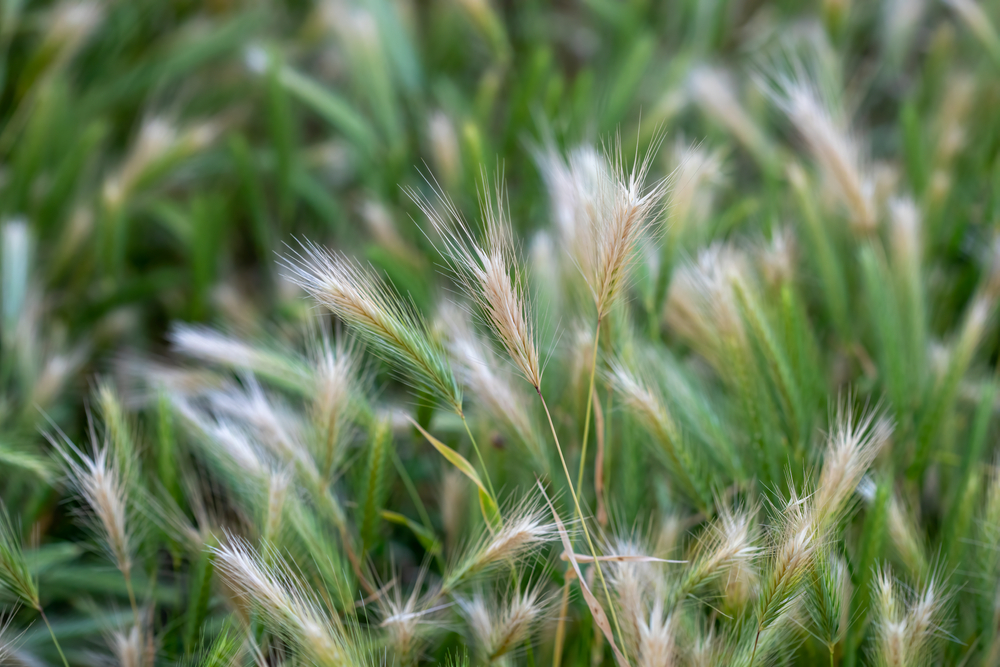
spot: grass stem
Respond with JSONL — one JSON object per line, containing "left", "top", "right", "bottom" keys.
{"left": 461, "top": 410, "right": 497, "bottom": 502}
{"left": 537, "top": 386, "right": 629, "bottom": 665}
{"left": 576, "top": 317, "right": 602, "bottom": 496}
{"left": 38, "top": 607, "right": 70, "bottom": 667}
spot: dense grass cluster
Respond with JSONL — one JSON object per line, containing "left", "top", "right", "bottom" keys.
{"left": 2, "top": 0, "right": 1000, "bottom": 665}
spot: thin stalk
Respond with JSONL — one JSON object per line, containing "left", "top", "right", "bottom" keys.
{"left": 576, "top": 316, "right": 603, "bottom": 496}
{"left": 552, "top": 576, "right": 572, "bottom": 666}
{"left": 124, "top": 566, "right": 139, "bottom": 619}
{"left": 537, "top": 387, "right": 629, "bottom": 665}
{"left": 750, "top": 627, "right": 761, "bottom": 667}
{"left": 460, "top": 411, "right": 497, "bottom": 502}
{"left": 38, "top": 607, "right": 70, "bottom": 667}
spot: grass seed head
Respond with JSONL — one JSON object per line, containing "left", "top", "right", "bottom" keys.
{"left": 282, "top": 243, "right": 462, "bottom": 412}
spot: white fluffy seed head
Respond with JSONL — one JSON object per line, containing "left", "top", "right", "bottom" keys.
{"left": 459, "top": 585, "right": 548, "bottom": 661}
{"left": 666, "top": 138, "right": 725, "bottom": 240}
{"left": 760, "top": 51, "right": 875, "bottom": 234}
{"left": 814, "top": 402, "right": 893, "bottom": 526}
{"left": 445, "top": 501, "right": 557, "bottom": 591}
{"left": 663, "top": 243, "right": 749, "bottom": 368}
{"left": 282, "top": 242, "right": 462, "bottom": 411}
{"left": 51, "top": 434, "right": 134, "bottom": 579}
{"left": 689, "top": 65, "right": 773, "bottom": 166}
{"left": 410, "top": 178, "right": 542, "bottom": 389}
{"left": 110, "top": 623, "right": 146, "bottom": 667}
{"left": 535, "top": 139, "right": 670, "bottom": 318}
{"left": 213, "top": 536, "right": 352, "bottom": 667}
{"left": 873, "top": 566, "right": 945, "bottom": 667}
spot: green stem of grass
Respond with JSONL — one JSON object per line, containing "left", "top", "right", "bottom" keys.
{"left": 460, "top": 411, "right": 497, "bottom": 503}
{"left": 576, "top": 316, "right": 602, "bottom": 497}
{"left": 537, "top": 387, "right": 629, "bottom": 665}
{"left": 38, "top": 606, "right": 70, "bottom": 667}
{"left": 124, "top": 567, "right": 139, "bottom": 619}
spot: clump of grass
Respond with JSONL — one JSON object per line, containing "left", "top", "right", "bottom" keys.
{"left": 3, "top": 0, "right": 1000, "bottom": 664}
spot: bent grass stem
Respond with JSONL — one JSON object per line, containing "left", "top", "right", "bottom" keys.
{"left": 461, "top": 411, "right": 497, "bottom": 502}
{"left": 537, "top": 386, "right": 629, "bottom": 665}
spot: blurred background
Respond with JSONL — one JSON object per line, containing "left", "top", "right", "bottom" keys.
{"left": 1, "top": 0, "right": 996, "bottom": 432}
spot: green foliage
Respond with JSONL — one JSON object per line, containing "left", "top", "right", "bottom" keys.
{"left": 1, "top": 0, "right": 1000, "bottom": 664}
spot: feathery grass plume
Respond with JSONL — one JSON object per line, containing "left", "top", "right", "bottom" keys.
{"left": 750, "top": 403, "right": 888, "bottom": 662}
{"left": 636, "top": 609, "right": 676, "bottom": 667}
{"left": 376, "top": 569, "right": 442, "bottom": 665}
{"left": 459, "top": 584, "right": 550, "bottom": 663}
{"left": 307, "top": 333, "right": 361, "bottom": 479}
{"left": 261, "top": 468, "right": 291, "bottom": 545}
{"left": 191, "top": 380, "right": 352, "bottom": 535}
{"left": 885, "top": 492, "right": 928, "bottom": 579}
{"left": 441, "top": 498, "right": 557, "bottom": 593}
{"left": 664, "top": 138, "right": 726, "bottom": 244}
{"left": 872, "top": 566, "right": 946, "bottom": 667}
{"left": 758, "top": 227, "right": 797, "bottom": 290}
{"left": 590, "top": 135, "right": 671, "bottom": 320}
{"left": 212, "top": 536, "right": 356, "bottom": 667}
{"left": 49, "top": 429, "right": 137, "bottom": 607}
{"left": 0, "top": 504, "right": 38, "bottom": 610}
{"left": 759, "top": 42, "right": 876, "bottom": 234}
{"left": 663, "top": 242, "right": 749, "bottom": 370}
{"left": 686, "top": 623, "right": 729, "bottom": 667}
{"left": 169, "top": 324, "right": 313, "bottom": 391}
{"left": 806, "top": 551, "right": 850, "bottom": 660}
{"left": 205, "top": 379, "right": 311, "bottom": 470}
{"left": 438, "top": 303, "right": 548, "bottom": 472}
{"left": 0, "top": 612, "right": 22, "bottom": 665}
{"left": 599, "top": 534, "right": 690, "bottom": 664}
{"left": 282, "top": 242, "right": 462, "bottom": 412}
{"left": 813, "top": 402, "right": 893, "bottom": 528}
{"left": 172, "top": 394, "right": 270, "bottom": 483}
{"left": 532, "top": 143, "right": 605, "bottom": 290}
{"left": 607, "top": 355, "right": 714, "bottom": 510}
{"left": 750, "top": 489, "right": 818, "bottom": 663}
{"left": 667, "top": 503, "right": 760, "bottom": 611}
{"left": 604, "top": 537, "right": 661, "bottom": 648}
{"left": 110, "top": 622, "right": 150, "bottom": 667}
{"left": 688, "top": 65, "right": 777, "bottom": 170}
{"left": 534, "top": 138, "right": 670, "bottom": 320}
{"left": 410, "top": 175, "right": 542, "bottom": 390}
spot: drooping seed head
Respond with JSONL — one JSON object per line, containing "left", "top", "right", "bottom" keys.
{"left": 409, "top": 176, "right": 542, "bottom": 389}
{"left": 282, "top": 242, "right": 462, "bottom": 412}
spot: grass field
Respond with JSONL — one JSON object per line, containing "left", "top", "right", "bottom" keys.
{"left": 2, "top": 0, "right": 1000, "bottom": 665}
